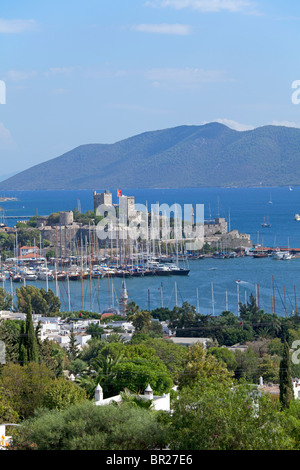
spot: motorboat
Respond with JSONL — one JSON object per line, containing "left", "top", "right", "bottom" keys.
{"left": 36, "top": 265, "right": 54, "bottom": 281}
{"left": 272, "top": 250, "right": 292, "bottom": 260}
{"left": 164, "top": 263, "right": 190, "bottom": 275}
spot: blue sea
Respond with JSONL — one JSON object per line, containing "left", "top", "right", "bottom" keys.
{"left": 1, "top": 187, "right": 300, "bottom": 316}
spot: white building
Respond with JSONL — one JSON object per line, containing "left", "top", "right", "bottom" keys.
{"left": 169, "top": 337, "right": 210, "bottom": 348}
{"left": 94, "top": 383, "right": 171, "bottom": 412}
{"left": 293, "top": 378, "right": 300, "bottom": 399}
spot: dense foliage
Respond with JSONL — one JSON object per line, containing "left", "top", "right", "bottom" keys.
{"left": 3, "top": 287, "right": 300, "bottom": 450}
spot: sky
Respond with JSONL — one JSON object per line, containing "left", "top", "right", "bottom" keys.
{"left": 1, "top": 0, "right": 300, "bottom": 178}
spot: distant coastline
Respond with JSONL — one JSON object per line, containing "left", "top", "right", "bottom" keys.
{"left": 0, "top": 197, "right": 18, "bottom": 202}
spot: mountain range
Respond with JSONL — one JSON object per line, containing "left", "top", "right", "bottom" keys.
{"left": 1, "top": 122, "right": 300, "bottom": 190}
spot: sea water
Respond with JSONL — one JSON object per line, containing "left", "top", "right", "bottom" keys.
{"left": 1, "top": 187, "right": 300, "bottom": 316}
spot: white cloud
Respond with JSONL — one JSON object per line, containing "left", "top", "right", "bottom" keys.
{"left": 132, "top": 23, "right": 192, "bottom": 35}
{"left": 145, "top": 0, "right": 257, "bottom": 14}
{"left": 145, "top": 67, "right": 230, "bottom": 89}
{"left": 6, "top": 70, "right": 37, "bottom": 82}
{"left": 269, "top": 120, "right": 300, "bottom": 129}
{"left": 212, "top": 118, "right": 255, "bottom": 131}
{"left": 0, "top": 18, "right": 36, "bottom": 34}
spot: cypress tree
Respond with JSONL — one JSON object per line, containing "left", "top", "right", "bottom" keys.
{"left": 18, "top": 321, "right": 28, "bottom": 365}
{"left": 279, "top": 340, "right": 293, "bottom": 410}
{"left": 25, "top": 297, "right": 39, "bottom": 363}
{"left": 68, "top": 328, "right": 79, "bottom": 361}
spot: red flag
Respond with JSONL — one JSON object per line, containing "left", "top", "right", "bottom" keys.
{"left": 117, "top": 189, "right": 121, "bottom": 197}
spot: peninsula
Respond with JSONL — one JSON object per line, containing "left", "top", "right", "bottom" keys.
{"left": 1, "top": 122, "right": 300, "bottom": 190}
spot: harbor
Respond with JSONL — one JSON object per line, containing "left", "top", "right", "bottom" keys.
{"left": 0, "top": 186, "right": 300, "bottom": 316}
{"left": 1, "top": 248, "right": 300, "bottom": 318}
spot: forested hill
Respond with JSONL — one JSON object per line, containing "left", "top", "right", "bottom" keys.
{"left": 1, "top": 122, "right": 300, "bottom": 190}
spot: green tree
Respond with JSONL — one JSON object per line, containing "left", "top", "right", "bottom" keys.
{"left": 17, "top": 297, "right": 39, "bottom": 365}
{"left": 147, "top": 321, "right": 164, "bottom": 338}
{"left": 0, "top": 287, "right": 13, "bottom": 311}
{"left": 279, "top": 340, "right": 294, "bottom": 410}
{"left": 207, "top": 346, "right": 238, "bottom": 372}
{"left": 234, "top": 347, "right": 260, "bottom": 383}
{"left": 169, "top": 381, "right": 293, "bottom": 450}
{"left": 0, "top": 386, "right": 19, "bottom": 424}
{"left": 0, "top": 319, "right": 22, "bottom": 362}
{"left": 178, "top": 342, "right": 233, "bottom": 390}
{"left": 45, "top": 249, "right": 56, "bottom": 260}
{"left": 68, "top": 328, "right": 80, "bottom": 361}
{"left": 40, "top": 288, "right": 61, "bottom": 315}
{"left": 25, "top": 298, "right": 39, "bottom": 363}
{"left": 130, "top": 310, "right": 152, "bottom": 334}
{"left": 0, "top": 363, "right": 54, "bottom": 419}
{"left": 16, "top": 286, "right": 48, "bottom": 315}
{"left": 85, "top": 323, "right": 104, "bottom": 338}
{"left": 38, "top": 338, "right": 68, "bottom": 377}
{"left": 69, "top": 358, "right": 88, "bottom": 375}
{"left": 11, "top": 401, "right": 168, "bottom": 450}
{"left": 16, "top": 286, "right": 60, "bottom": 316}
{"left": 140, "top": 338, "right": 188, "bottom": 381}
{"left": 41, "top": 378, "right": 87, "bottom": 411}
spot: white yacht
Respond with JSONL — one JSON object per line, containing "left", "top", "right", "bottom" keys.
{"left": 272, "top": 251, "right": 292, "bottom": 260}
{"left": 35, "top": 265, "right": 54, "bottom": 281}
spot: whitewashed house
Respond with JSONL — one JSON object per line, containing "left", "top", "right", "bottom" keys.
{"left": 94, "top": 383, "right": 171, "bottom": 411}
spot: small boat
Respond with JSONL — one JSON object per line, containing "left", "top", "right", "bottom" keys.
{"left": 272, "top": 250, "right": 292, "bottom": 260}
{"left": 11, "top": 274, "right": 23, "bottom": 283}
{"left": 261, "top": 216, "right": 271, "bottom": 228}
{"left": 212, "top": 251, "right": 226, "bottom": 259}
{"left": 154, "top": 264, "right": 172, "bottom": 276}
{"left": 253, "top": 252, "right": 268, "bottom": 258}
{"left": 56, "top": 272, "right": 68, "bottom": 281}
{"left": 68, "top": 271, "right": 81, "bottom": 281}
{"left": 23, "top": 272, "right": 38, "bottom": 281}
{"left": 36, "top": 266, "right": 54, "bottom": 281}
{"left": 164, "top": 263, "right": 190, "bottom": 275}
{"left": 295, "top": 214, "right": 300, "bottom": 221}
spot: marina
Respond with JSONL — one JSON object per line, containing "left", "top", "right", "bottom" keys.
{"left": 1, "top": 250, "right": 300, "bottom": 318}
{"left": 1, "top": 186, "right": 300, "bottom": 316}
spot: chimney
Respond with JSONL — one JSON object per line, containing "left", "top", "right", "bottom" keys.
{"left": 95, "top": 383, "right": 103, "bottom": 403}
{"left": 144, "top": 384, "right": 153, "bottom": 400}
{"left": 259, "top": 377, "right": 263, "bottom": 387}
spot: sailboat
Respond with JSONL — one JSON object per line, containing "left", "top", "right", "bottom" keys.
{"left": 261, "top": 216, "right": 271, "bottom": 228}
{"left": 289, "top": 186, "right": 293, "bottom": 192}
{"left": 268, "top": 193, "right": 273, "bottom": 204}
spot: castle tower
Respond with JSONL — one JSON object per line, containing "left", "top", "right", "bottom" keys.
{"left": 93, "top": 190, "right": 113, "bottom": 212}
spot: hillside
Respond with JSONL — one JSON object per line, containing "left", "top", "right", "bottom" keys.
{"left": 1, "top": 122, "right": 300, "bottom": 190}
